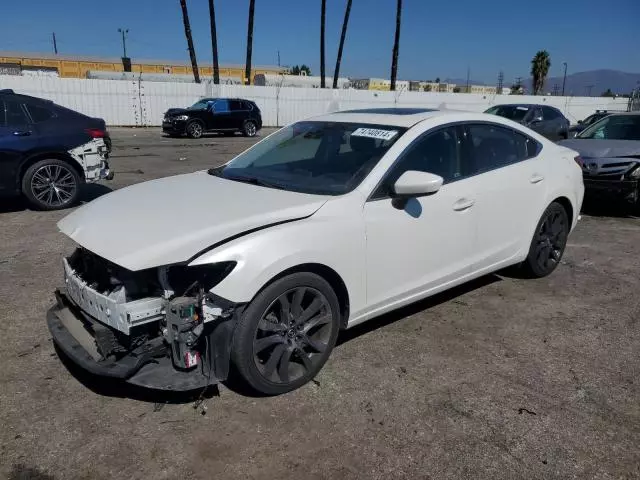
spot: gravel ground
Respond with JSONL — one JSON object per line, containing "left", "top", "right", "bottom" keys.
{"left": 0, "top": 128, "right": 639, "bottom": 480}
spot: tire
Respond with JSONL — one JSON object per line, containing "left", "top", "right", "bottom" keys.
{"left": 22, "top": 159, "right": 81, "bottom": 211}
{"left": 522, "top": 202, "right": 569, "bottom": 278}
{"left": 231, "top": 272, "right": 341, "bottom": 395}
{"left": 242, "top": 120, "right": 257, "bottom": 137}
{"left": 186, "top": 120, "right": 204, "bottom": 139}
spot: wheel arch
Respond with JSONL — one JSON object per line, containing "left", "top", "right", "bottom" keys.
{"left": 551, "top": 196, "right": 574, "bottom": 227}
{"left": 254, "top": 263, "right": 351, "bottom": 329}
{"left": 18, "top": 151, "right": 84, "bottom": 186}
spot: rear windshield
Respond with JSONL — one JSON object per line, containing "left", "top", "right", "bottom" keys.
{"left": 485, "top": 105, "right": 529, "bottom": 122}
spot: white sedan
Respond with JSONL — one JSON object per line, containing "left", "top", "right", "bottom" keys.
{"left": 48, "top": 108, "right": 584, "bottom": 395}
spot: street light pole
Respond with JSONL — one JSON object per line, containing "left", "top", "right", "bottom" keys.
{"left": 562, "top": 62, "right": 567, "bottom": 96}
{"left": 118, "top": 28, "right": 129, "bottom": 58}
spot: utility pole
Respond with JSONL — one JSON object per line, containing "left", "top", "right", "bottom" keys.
{"left": 389, "top": 0, "right": 402, "bottom": 91}
{"left": 552, "top": 83, "right": 559, "bottom": 96}
{"left": 52, "top": 32, "right": 58, "bottom": 54}
{"left": 585, "top": 85, "right": 594, "bottom": 96}
{"left": 277, "top": 50, "right": 280, "bottom": 67}
{"left": 118, "top": 28, "right": 129, "bottom": 58}
{"left": 497, "top": 70, "right": 504, "bottom": 94}
{"left": 562, "top": 62, "right": 567, "bottom": 96}
{"left": 465, "top": 66, "right": 470, "bottom": 93}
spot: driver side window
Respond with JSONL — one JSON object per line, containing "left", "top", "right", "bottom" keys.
{"left": 371, "top": 126, "right": 463, "bottom": 199}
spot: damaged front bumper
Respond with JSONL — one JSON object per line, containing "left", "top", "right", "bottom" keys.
{"left": 47, "top": 289, "right": 239, "bottom": 391}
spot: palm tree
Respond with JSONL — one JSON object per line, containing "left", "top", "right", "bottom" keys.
{"left": 531, "top": 50, "right": 551, "bottom": 95}
{"left": 244, "top": 0, "right": 256, "bottom": 85}
{"left": 320, "top": 0, "right": 326, "bottom": 88}
{"left": 333, "top": 0, "right": 352, "bottom": 89}
{"left": 389, "top": 0, "right": 402, "bottom": 91}
{"left": 208, "top": 0, "right": 220, "bottom": 84}
{"left": 179, "top": 0, "right": 200, "bottom": 83}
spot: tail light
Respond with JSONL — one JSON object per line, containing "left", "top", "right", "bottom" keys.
{"left": 86, "top": 128, "right": 106, "bottom": 138}
{"left": 574, "top": 155, "right": 584, "bottom": 168}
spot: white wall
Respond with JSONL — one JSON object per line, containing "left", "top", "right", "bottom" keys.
{"left": 1, "top": 75, "right": 629, "bottom": 127}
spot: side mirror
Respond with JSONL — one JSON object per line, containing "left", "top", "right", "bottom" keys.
{"left": 392, "top": 171, "right": 443, "bottom": 198}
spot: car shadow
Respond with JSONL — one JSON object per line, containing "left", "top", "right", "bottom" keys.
{"left": 581, "top": 199, "right": 638, "bottom": 218}
{"left": 80, "top": 183, "right": 113, "bottom": 203}
{"left": 54, "top": 344, "right": 219, "bottom": 405}
{"left": 0, "top": 184, "right": 113, "bottom": 214}
{"left": 337, "top": 273, "right": 501, "bottom": 346}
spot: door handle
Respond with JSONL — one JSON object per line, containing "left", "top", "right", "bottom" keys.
{"left": 530, "top": 174, "right": 544, "bottom": 184}
{"left": 453, "top": 198, "right": 475, "bottom": 211}
{"left": 13, "top": 131, "right": 31, "bottom": 136}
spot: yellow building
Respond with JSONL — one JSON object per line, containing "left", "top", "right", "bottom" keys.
{"left": 0, "top": 51, "right": 284, "bottom": 82}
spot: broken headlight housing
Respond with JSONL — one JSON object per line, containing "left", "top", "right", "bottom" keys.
{"left": 165, "top": 262, "right": 237, "bottom": 297}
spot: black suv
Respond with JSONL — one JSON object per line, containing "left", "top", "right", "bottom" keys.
{"left": 484, "top": 104, "right": 570, "bottom": 141}
{"left": 0, "top": 89, "right": 112, "bottom": 210}
{"left": 163, "top": 98, "right": 262, "bottom": 139}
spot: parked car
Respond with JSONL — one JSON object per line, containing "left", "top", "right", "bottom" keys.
{"left": 568, "top": 110, "right": 612, "bottom": 138}
{"left": 484, "top": 104, "right": 570, "bottom": 141}
{"left": 162, "top": 98, "right": 262, "bottom": 139}
{"left": 0, "top": 89, "right": 112, "bottom": 210}
{"left": 48, "top": 108, "right": 583, "bottom": 395}
{"left": 559, "top": 112, "right": 640, "bottom": 209}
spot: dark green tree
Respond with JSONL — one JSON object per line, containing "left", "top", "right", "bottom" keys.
{"left": 531, "top": 50, "right": 551, "bottom": 95}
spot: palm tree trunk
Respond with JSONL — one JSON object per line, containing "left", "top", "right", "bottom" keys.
{"left": 320, "top": 0, "right": 326, "bottom": 88}
{"left": 244, "top": 0, "right": 256, "bottom": 85}
{"left": 333, "top": 0, "right": 352, "bottom": 89}
{"left": 179, "top": 0, "right": 200, "bottom": 83}
{"left": 208, "top": 0, "right": 220, "bottom": 84}
{"left": 390, "top": 0, "right": 402, "bottom": 91}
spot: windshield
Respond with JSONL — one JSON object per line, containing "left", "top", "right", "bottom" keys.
{"left": 209, "top": 121, "right": 406, "bottom": 195}
{"left": 577, "top": 114, "right": 640, "bottom": 140}
{"left": 485, "top": 105, "right": 529, "bottom": 122}
{"left": 188, "top": 99, "right": 213, "bottom": 110}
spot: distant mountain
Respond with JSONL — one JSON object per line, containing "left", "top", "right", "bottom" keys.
{"left": 525, "top": 70, "right": 640, "bottom": 96}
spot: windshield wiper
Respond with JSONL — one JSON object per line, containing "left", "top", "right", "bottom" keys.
{"left": 224, "top": 174, "right": 288, "bottom": 190}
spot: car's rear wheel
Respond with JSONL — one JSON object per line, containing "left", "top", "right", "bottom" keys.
{"left": 523, "top": 202, "right": 569, "bottom": 277}
{"left": 231, "top": 272, "right": 340, "bottom": 395}
{"left": 186, "top": 121, "right": 204, "bottom": 139}
{"left": 243, "top": 121, "right": 257, "bottom": 137}
{"left": 22, "top": 159, "right": 81, "bottom": 211}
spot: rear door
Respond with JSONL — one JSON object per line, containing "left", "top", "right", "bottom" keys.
{"left": 542, "top": 106, "right": 566, "bottom": 140}
{"left": 462, "top": 122, "right": 548, "bottom": 272}
{"left": 229, "top": 100, "right": 247, "bottom": 129}
{"left": 0, "top": 98, "right": 37, "bottom": 193}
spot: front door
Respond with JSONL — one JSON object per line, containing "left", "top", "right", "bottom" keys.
{"left": 363, "top": 125, "right": 478, "bottom": 314}
{"left": 209, "top": 99, "right": 232, "bottom": 130}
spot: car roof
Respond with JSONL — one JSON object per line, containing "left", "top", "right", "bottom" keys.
{"left": 309, "top": 108, "right": 464, "bottom": 127}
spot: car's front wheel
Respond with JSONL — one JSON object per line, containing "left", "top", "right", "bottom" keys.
{"left": 231, "top": 272, "right": 341, "bottom": 395}
{"left": 186, "top": 121, "right": 204, "bottom": 139}
{"left": 22, "top": 159, "right": 81, "bottom": 210}
{"left": 523, "top": 202, "right": 569, "bottom": 277}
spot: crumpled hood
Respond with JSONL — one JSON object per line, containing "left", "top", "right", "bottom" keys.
{"left": 58, "top": 171, "right": 328, "bottom": 271}
{"left": 558, "top": 139, "right": 640, "bottom": 158}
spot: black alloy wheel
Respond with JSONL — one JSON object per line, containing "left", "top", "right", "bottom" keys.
{"left": 231, "top": 273, "right": 340, "bottom": 395}
{"left": 186, "top": 121, "right": 204, "bottom": 139}
{"left": 22, "top": 159, "right": 80, "bottom": 210}
{"left": 523, "top": 202, "right": 569, "bottom": 277}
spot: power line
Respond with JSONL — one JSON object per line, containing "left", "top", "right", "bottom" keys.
{"left": 497, "top": 71, "right": 504, "bottom": 93}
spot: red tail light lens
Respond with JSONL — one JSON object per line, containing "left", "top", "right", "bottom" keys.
{"left": 574, "top": 155, "right": 584, "bottom": 167}
{"left": 86, "top": 128, "right": 106, "bottom": 138}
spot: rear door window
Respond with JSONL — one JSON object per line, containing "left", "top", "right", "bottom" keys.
{"left": 466, "top": 124, "right": 533, "bottom": 173}
{"left": 543, "top": 107, "right": 560, "bottom": 120}
{"left": 25, "top": 104, "right": 56, "bottom": 123}
{"left": 4, "top": 99, "right": 29, "bottom": 126}
{"left": 230, "top": 100, "right": 245, "bottom": 111}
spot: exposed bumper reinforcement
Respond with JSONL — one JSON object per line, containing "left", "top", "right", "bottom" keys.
{"left": 47, "top": 290, "right": 218, "bottom": 391}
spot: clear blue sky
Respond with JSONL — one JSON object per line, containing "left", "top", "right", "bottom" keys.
{"left": 2, "top": 0, "right": 638, "bottom": 83}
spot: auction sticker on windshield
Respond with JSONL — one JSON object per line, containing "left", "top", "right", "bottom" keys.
{"left": 351, "top": 128, "right": 399, "bottom": 141}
